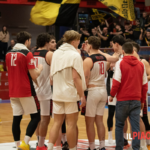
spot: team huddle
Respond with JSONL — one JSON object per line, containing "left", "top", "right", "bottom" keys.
{"left": 5, "top": 30, "right": 150, "bottom": 150}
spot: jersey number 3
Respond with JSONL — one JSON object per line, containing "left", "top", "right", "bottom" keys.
{"left": 11, "top": 54, "right": 17, "bottom": 66}
{"left": 98, "top": 62, "right": 104, "bottom": 74}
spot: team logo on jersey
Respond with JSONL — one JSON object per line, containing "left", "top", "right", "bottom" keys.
{"left": 96, "top": 56, "right": 105, "bottom": 60}
{"left": 29, "top": 58, "right": 36, "bottom": 66}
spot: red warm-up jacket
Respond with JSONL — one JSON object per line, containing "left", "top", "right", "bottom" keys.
{"left": 110, "top": 56, "right": 148, "bottom": 103}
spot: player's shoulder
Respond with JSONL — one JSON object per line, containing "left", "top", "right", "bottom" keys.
{"left": 90, "top": 53, "right": 106, "bottom": 62}
{"left": 141, "top": 59, "right": 148, "bottom": 65}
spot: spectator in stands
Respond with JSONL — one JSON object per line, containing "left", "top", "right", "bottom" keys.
{"left": 80, "top": 28, "right": 90, "bottom": 46}
{"left": 100, "top": 19, "right": 109, "bottom": 30}
{"left": 124, "top": 23, "right": 133, "bottom": 40}
{"left": 0, "top": 25, "right": 10, "bottom": 61}
{"left": 91, "top": 27, "right": 99, "bottom": 37}
{"left": 98, "top": 27, "right": 111, "bottom": 48}
{"left": 109, "top": 21, "right": 118, "bottom": 32}
{"left": 145, "top": 14, "right": 150, "bottom": 29}
{"left": 142, "top": 29, "right": 150, "bottom": 46}
{"left": 132, "top": 19, "right": 143, "bottom": 45}
{"left": 109, "top": 41, "right": 113, "bottom": 48}
{"left": 7, "top": 39, "right": 15, "bottom": 51}
{"left": 140, "top": 12, "right": 148, "bottom": 28}
{"left": 110, "top": 24, "right": 124, "bottom": 37}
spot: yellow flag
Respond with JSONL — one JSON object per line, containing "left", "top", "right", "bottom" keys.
{"left": 98, "top": 0, "right": 135, "bottom": 21}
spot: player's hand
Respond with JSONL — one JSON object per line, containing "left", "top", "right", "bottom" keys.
{"left": 38, "top": 64, "right": 43, "bottom": 71}
{"left": 141, "top": 103, "right": 144, "bottom": 110}
{"left": 141, "top": 29, "right": 143, "bottom": 33}
{"left": 109, "top": 96, "right": 113, "bottom": 102}
{"left": 80, "top": 96, "right": 86, "bottom": 108}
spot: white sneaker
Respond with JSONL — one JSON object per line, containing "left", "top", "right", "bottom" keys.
{"left": 127, "top": 147, "right": 133, "bottom": 150}
{"left": 140, "top": 147, "right": 148, "bottom": 150}
{"left": 108, "top": 138, "right": 114, "bottom": 144}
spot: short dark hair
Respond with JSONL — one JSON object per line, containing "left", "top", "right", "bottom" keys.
{"left": 88, "top": 36, "right": 101, "bottom": 49}
{"left": 131, "top": 42, "right": 140, "bottom": 53}
{"left": 56, "top": 38, "right": 64, "bottom": 49}
{"left": 36, "top": 33, "right": 50, "bottom": 48}
{"left": 17, "top": 31, "right": 31, "bottom": 44}
{"left": 125, "top": 38, "right": 134, "bottom": 43}
{"left": 112, "top": 35, "right": 125, "bottom": 46}
{"left": 122, "top": 42, "right": 133, "bottom": 54}
{"left": 50, "top": 35, "right": 56, "bottom": 41}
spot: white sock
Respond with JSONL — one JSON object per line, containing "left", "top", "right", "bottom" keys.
{"left": 38, "top": 136, "right": 45, "bottom": 147}
{"left": 56, "top": 146, "right": 62, "bottom": 150}
{"left": 62, "top": 134, "right": 67, "bottom": 144}
{"left": 124, "top": 133, "right": 127, "bottom": 140}
{"left": 15, "top": 141, "right": 20, "bottom": 147}
{"left": 129, "top": 139, "right": 133, "bottom": 148}
{"left": 147, "top": 139, "right": 150, "bottom": 145}
{"left": 48, "top": 143, "right": 54, "bottom": 150}
{"left": 37, "top": 136, "right": 39, "bottom": 142}
{"left": 140, "top": 138, "right": 147, "bottom": 148}
{"left": 70, "top": 146, "right": 76, "bottom": 150}
{"left": 89, "top": 142, "right": 95, "bottom": 150}
{"left": 24, "top": 136, "right": 30, "bottom": 145}
{"left": 108, "top": 131, "right": 113, "bottom": 139}
{"left": 99, "top": 141, "right": 105, "bottom": 149}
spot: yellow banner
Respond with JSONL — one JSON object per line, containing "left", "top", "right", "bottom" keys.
{"left": 98, "top": 0, "right": 135, "bottom": 21}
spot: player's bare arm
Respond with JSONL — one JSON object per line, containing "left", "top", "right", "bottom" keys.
{"left": 83, "top": 57, "right": 93, "bottom": 86}
{"left": 46, "top": 51, "right": 53, "bottom": 66}
{"left": 72, "top": 68, "right": 86, "bottom": 108}
{"left": 29, "top": 64, "right": 43, "bottom": 80}
{"left": 142, "top": 59, "right": 150, "bottom": 81}
{"left": 98, "top": 50, "right": 120, "bottom": 63}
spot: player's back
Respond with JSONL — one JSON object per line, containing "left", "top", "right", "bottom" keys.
{"left": 88, "top": 54, "right": 107, "bottom": 87}
{"left": 33, "top": 50, "right": 52, "bottom": 101}
{"left": 6, "top": 49, "right": 36, "bottom": 97}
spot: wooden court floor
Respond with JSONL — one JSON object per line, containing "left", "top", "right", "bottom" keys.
{"left": 0, "top": 103, "right": 150, "bottom": 143}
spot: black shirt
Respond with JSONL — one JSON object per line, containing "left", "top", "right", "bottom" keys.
{"left": 124, "top": 28, "right": 133, "bottom": 39}
{"left": 80, "top": 34, "right": 89, "bottom": 44}
{"left": 101, "top": 33, "right": 110, "bottom": 48}
{"left": 116, "top": 29, "right": 124, "bottom": 37}
{"left": 142, "top": 36, "right": 150, "bottom": 46}
{"left": 133, "top": 25, "right": 142, "bottom": 40}
{"left": 145, "top": 19, "right": 150, "bottom": 29}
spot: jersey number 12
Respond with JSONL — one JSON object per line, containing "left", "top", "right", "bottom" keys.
{"left": 11, "top": 54, "right": 17, "bottom": 66}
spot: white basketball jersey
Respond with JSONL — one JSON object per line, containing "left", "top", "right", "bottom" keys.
{"left": 33, "top": 50, "right": 52, "bottom": 101}
{"left": 88, "top": 54, "right": 107, "bottom": 87}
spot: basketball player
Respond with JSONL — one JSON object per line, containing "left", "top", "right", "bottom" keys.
{"left": 83, "top": 36, "right": 120, "bottom": 150}
{"left": 32, "top": 33, "right": 53, "bottom": 150}
{"left": 48, "top": 35, "right": 56, "bottom": 52}
{"left": 48, "top": 30, "right": 86, "bottom": 150}
{"left": 131, "top": 42, "right": 150, "bottom": 150}
{"left": 105, "top": 35, "right": 129, "bottom": 146}
{"left": 5, "top": 31, "right": 43, "bottom": 150}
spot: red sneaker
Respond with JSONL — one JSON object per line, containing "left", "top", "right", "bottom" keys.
{"left": 36, "top": 146, "right": 47, "bottom": 150}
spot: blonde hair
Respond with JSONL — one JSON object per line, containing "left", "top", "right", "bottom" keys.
{"left": 63, "top": 30, "right": 81, "bottom": 44}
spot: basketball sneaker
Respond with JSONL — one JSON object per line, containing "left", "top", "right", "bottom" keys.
{"left": 108, "top": 138, "right": 114, "bottom": 144}
{"left": 140, "top": 147, "right": 148, "bottom": 150}
{"left": 100, "top": 147, "right": 106, "bottom": 150}
{"left": 18, "top": 141, "right": 30, "bottom": 150}
{"left": 36, "top": 145, "right": 47, "bottom": 150}
{"left": 124, "top": 138, "right": 129, "bottom": 146}
{"left": 62, "top": 142, "right": 69, "bottom": 150}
